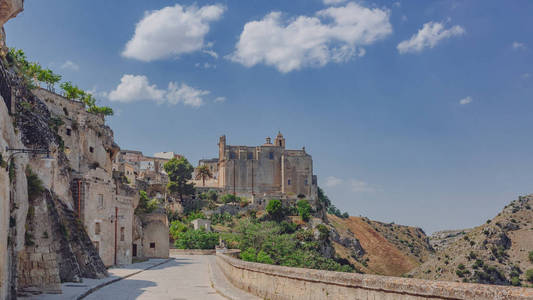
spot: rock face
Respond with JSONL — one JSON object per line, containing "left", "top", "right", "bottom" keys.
{"left": 0, "top": 50, "right": 117, "bottom": 298}
{"left": 409, "top": 196, "right": 533, "bottom": 286}
{"left": 0, "top": 0, "right": 23, "bottom": 57}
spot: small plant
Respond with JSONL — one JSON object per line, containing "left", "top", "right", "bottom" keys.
{"left": 526, "top": 269, "right": 533, "bottom": 283}
{"left": 529, "top": 251, "right": 533, "bottom": 263}
{"left": 24, "top": 232, "right": 35, "bottom": 246}
{"left": 42, "top": 231, "right": 49, "bottom": 239}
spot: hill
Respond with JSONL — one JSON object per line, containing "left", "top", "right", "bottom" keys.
{"left": 409, "top": 195, "right": 533, "bottom": 286}
{"left": 328, "top": 214, "right": 433, "bottom": 276}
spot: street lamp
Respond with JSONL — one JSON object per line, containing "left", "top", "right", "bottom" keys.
{"left": 4, "top": 146, "right": 50, "bottom": 171}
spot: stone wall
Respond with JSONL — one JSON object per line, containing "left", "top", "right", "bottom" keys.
{"left": 139, "top": 213, "right": 169, "bottom": 259}
{"left": 216, "top": 252, "right": 533, "bottom": 300}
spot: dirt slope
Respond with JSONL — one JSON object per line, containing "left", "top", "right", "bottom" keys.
{"left": 328, "top": 215, "right": 433, "bottom": 276}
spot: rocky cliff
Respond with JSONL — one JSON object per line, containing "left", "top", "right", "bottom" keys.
{"left": 409, "top": 195, "right": 533, "bottom": 287}
{"left": 0, "top": 2, "right": 117, "bottom": 297}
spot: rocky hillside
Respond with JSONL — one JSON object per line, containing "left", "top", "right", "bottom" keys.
{"left": 409, "top": 195, "right": 533, "bottom": 287}
{"left": 328, "top": 214, "right": 433, "bottom": 276}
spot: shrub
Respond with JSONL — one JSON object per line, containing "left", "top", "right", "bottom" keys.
{"left": 256, "top": 250, "right": 274, "bottom": 264}
{"left": 174, "top": 229, "right": 219, "bottom": 249}
{"left": 169, "top": 220, "right": 188, "bottom": 240}
{"left": 220, "top": 194, "right": 239, "bottom": 204}
{"left": 529, "top": 251, "right": 533, "bottom": 263}
{"left": 266, "top": 199, "right": 283, "bottom": 220}
{"left": 473, "top": 259, "right": 484, "bottom": 269}
{"left": 135, "top": 190, "right": 158, "bottom": 214}
{"left": 296, "top": 199, "right": 311, "bottom": 222}
{"left": 26, "top": 167, "right": 44, "bottom": 201}
{"left": 316, "top": 224, "right": 329, "bottom": 241}
{"left": 526, "top": 269, "right": 533, "bottom": 283}
{"left": 240, "top": 247, "right": 257, "bottom": 262}
{"left": 185, "top": 211, "right": 207, "bottom": 223}
{"left": 510, "top": 276, "right": 521, "bottom": 286}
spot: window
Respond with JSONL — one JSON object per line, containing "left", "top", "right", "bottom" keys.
{"left": 247, "top": 152, "right": 253, "bottom": 160}
{"left": 287, "top": 179, "right": 291, "bottom": 185}
{"left": 305, "top": 179, "right": 308, "bottom": 186}
{"left": 269, "top": 152, "right": 274, "bottom": 160}
{"left": 150, "top": 242, "right": 156, "bottom": 249}
{"left": 89, "top": 146, "right": 94, "bottom": 153}
{"left": 66, "top": 128, "right": 71, "bottom": 136}
{"left": 120, "top": 227, "right": 125, "bottom": 241}
{"left": 97, "top": 194, "right": 104, "bottom": 209}
{"left": 229, "top": 152, "right": 235, "bottom": 159}
{"left": 95, "top": 222, "right": 101, "bottom": 235}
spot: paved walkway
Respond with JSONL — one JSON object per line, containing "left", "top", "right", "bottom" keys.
{"left": 24, "top": 255, "right": 258, "bottom": 300}
{"left": 85, "top": 256, "right": 225, "bottom": 300}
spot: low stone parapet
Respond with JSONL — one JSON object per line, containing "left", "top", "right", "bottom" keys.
{"left": 216, "top": 252, "right": 533, "bottom": 300}
{"left": 169, "top": 249, "right": 216, "bottom": 255}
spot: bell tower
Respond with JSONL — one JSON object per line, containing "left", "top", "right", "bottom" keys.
{"left": 275, "top": 131, "right": 285, "bottom": 148}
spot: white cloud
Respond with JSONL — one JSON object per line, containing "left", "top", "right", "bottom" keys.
{"left": 459, "top": 96, "right": 472, "bottom": 105}
{"left": 202, "top": 49, "right": 219, "bottom": 59}
{"left": 349, "top": 179, "right": 375, "bottom": 193}
{"left": 393, "top": 1, "right": 401, "bottom": 7}
{"left": 108, "top": 74, "right": 218, "bottom": 108}
{"left": 122, "top": 4, "right": 225, "bottom": 62}
{"left": 60, "top": 60, "right": 79, "bottom": 71}
{"left": 397, "top": 21, "right": 465, "bottom": 54}
{"left": 108, "top": 75, "right": 165, "bottom": 103}
{"left": 325, "top": 176, "right": 343, "bottom": 187}
{"left": 522, "top": 73, "right": 530, "bottom": 79}
{"left": 229, "top": 2, "right": 392, "bottom": 73}
{"left": 512, "top": 42, "right": 526, "bottom": 50}
{"left": 323, "top": 0, "right": 347, "bottom": 4}
{"left": 214, "top": 96, "right": 226, "bottom": 103}
{"left": 167, "top": 82, "right": 209, "bottom": 107}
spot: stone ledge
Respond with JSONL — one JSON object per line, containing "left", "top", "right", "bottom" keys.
{"left": 217, "top": 252, "right": 533, "bottom": 300}
{"left": 169, "top": 249, "right": 216, "bottom": 255}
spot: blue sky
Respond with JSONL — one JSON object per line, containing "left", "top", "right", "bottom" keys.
{"left": 6, "top": 0, "right": 533, "bottom": 233}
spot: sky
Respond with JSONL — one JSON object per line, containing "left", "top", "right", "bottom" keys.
{"left": 5, "top": 0, "right": 533, "bottom": 234}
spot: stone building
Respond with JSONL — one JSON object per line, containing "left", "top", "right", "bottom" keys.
{"left": 34, "top": 88, "right": 138, "bottom": 267}
{"left": 200, "top": 133, "right": 318, "bottom": 206}
{"left": 132, "top": 213, "right": 169, "bottom": 259}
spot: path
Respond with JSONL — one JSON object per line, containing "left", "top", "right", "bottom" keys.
{"left": 85, "top": 255, "right": 225, "bottom": 300}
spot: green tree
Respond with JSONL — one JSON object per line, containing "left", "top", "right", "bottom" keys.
{"left": 164, "top": 157, "right": 195, "bottom": 202}
{"left": 195, "top": 165, "right": 213, "bottom": 186}
{"left": 266, "top": 199, "right": 283, "bottom": 221}
{"left": 296, "top": 199, "right": 311, "bottom": 222}
{"left": 60, "top": 81, "right": 84, "bottom": 100}
{"left": 317, "top": 187, "right": 331, "bottom": 207}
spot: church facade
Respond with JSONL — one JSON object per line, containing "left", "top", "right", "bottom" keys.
{"left": 200, "top": 133, "right": 318, "bottom": 206}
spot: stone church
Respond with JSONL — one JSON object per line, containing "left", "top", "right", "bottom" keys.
{"left": 197, "top": 133, "right": 318, "bottom": 206}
